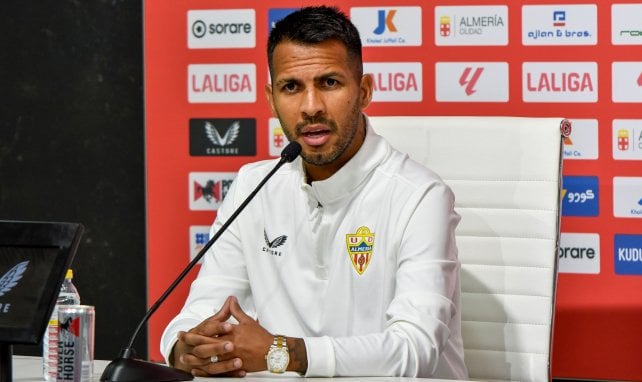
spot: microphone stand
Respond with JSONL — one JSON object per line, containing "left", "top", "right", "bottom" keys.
{"left": 100, "top": 142, "right": 301, "bottom": 381}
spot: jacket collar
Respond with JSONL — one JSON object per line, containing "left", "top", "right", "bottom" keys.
{"left": 293, "top": 114, "right": 389, "bottom": 206}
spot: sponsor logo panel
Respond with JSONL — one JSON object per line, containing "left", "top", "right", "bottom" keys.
{"left": 558, "top": 233, "right": 600, "bottom": 274}
{"left": 561, "top": 176, "right": 599, "bottom": 217}
{"left": 350, "top": 7, "right": 422, "bottom": 47}
{"left": 613, "top": 177, "right": 642, "bottom": 218}
{"left": 613, "top": 120, "right": 642, "bottom": 160}
{"left": 189, "top": 118, "right": 256, "bottom": 156}
{"left": 523, "top": 62, "right": 597, "bottom": 103}
{"left": 563, "top": 119, "right": 598, "bottom": 160}
{"left": 435, "top": 5, "right": 508, "bottom": 46}
{"left": 614, "top": 234, "right": 642, "bottom": 275}
{"left": 364, "top": 62, "right": 423, "bottom": 102}
{"left": 189, "top": 225, "right": 211, "bottom": 263}
{"left": 268, "top": 8, "right": 297, "bottom": 32}
{"left": 268, "top": 118, "right": 289, "bottom": 157}
{"left": 612, "top": 62, "right": 642, "bottom": 103}
{"left": 188, "top": 64, "right": 256, "bottom": 104}
{"left": 522, "top": 5, "right": 597, "bottom": 45}
{"left": 188, "top": 9, "right": 255, "bottom": 49}
{"left": 189, "top": 172, "right": 237, "bottom": 211}
{"left": 435, "top": 62, "right": 508, "bottom": 102}
{"left": 612, "top": 4, "right": 642, "bottom": 45}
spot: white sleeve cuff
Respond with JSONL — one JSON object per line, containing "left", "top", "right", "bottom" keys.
{"left": 302, "top": 336, "right": 335, "bottom": 377}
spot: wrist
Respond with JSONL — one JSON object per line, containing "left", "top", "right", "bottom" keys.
{"left": 286, "top": 337, "right": 308, "bottom": 375}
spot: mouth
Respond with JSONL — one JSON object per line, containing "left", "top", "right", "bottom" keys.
{"left": 300, "top": 124, "right": 331, "bottom": 147}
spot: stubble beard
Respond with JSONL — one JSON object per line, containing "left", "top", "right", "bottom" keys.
{"left": 281, "top": 105, "right": 362, "bottom": 167}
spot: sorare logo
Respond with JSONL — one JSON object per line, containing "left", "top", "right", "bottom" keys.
{"left": 188, "top": 9, "right": 255, "bottom": 49}
{"left": 558, "top": 233, "right": 600, "bottom": 274}
{"left": 561, "top": 176, "right": 599, "bottom": 217}
{"left": 614, "top": 234, "right": 642, "bottom": 275}
{"left": 189, "top": 118, "right": 256, "bottom": 157}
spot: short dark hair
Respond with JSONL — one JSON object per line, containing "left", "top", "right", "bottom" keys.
{"left": 267, "top": 6, "right": 363, "bottom": 78}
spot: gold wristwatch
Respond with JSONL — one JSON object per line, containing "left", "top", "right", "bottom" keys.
{"left": 265, "top": 335, "right": 289, "bottom": 373}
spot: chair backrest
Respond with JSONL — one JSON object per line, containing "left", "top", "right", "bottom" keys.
{"left": 371, "top": 116, "right": 568, "bottom": 382}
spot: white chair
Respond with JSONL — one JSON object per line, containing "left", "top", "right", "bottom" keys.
{"left": 371, "top": 116, "right": 569, "bottom": 382}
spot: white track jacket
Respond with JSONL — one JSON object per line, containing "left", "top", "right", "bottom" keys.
{"left": 161, "top": 118, "right": 468, "bottom": 379}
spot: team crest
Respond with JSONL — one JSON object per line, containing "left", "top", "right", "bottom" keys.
{"left": 346, "top": 226, "right": 375, "bottom": 275}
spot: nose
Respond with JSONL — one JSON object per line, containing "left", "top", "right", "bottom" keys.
{"left": 300, "top": 87, "right": 325, "bottom": 119}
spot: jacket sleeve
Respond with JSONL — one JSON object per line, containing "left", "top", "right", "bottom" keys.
{"left": 160, "top": 174, "right": 255, "bottom": 363}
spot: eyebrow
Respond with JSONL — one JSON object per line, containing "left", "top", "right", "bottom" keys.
{"left": 274, "top": 71, "right": 346, "bottom": 87}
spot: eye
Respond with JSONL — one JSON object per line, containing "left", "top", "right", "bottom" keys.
{"left": 324, "top": 78, "right": 338, "bottom": 87}
{"left": 281, "top": 82, "right": 298, "bottom": 93}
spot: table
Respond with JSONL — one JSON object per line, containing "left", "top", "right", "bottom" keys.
{"left": 12, "top": 356, "right": 459, "bottom": 381}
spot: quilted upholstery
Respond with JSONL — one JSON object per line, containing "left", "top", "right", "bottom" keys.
{"left": 371, "top": 116, "right": 566, "bottom": 382}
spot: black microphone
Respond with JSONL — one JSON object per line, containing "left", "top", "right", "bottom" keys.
{"left": 100, "top": 141, "right": 301, "bottom": 382}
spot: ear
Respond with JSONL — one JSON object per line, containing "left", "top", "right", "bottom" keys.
{"left": 265, "top": 83, "right": 277, "bottom": 117}
{"left": 359, "top": 74, "right": 373, "bottom": 110}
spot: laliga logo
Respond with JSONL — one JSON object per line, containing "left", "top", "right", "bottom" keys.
{"left": 0, "top": 261, "right": 29, "bottom": 297}
{"left": 459, "top": 67, "right": 484, "bottom": 96}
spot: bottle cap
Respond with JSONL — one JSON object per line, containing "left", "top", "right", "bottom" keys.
{"left": 66, "top": 269, "right": 73, "bottom": 279}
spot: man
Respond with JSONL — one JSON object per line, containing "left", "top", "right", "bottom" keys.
{"left": 162, "top": 6, "right": 468, "bottom": 379}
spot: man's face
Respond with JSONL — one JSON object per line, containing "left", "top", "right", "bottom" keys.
{"left": 266, "top": 40, "right": 372, "bottom": 179}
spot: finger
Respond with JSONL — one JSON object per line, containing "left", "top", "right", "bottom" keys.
{"left": 179, "top": 330, "right": 218, "bottom": 347}
{"left": 229, "top": 296, "right": 254, "bottom": 324}
{"left": 191, "top": 340, "right": 234, "bottom": 359}
{"left": 199, "top": 357, "right": 243, "bottom": 376}
{"left": 180, "top": 352, "right": 210, "bottom": 368}
{"left": 192, "top": 319, "right": 233, "bottom": 337}
{"left": 211, "top": 295, "right": 233, "bottom": 321}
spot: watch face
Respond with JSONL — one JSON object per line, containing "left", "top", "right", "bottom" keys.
{"left": 267, "top": 347, "right": 289, "bottom": 372}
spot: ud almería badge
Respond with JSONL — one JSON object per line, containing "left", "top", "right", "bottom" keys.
{"left": 346, "top": 226, "right": 375, "bottom": 275}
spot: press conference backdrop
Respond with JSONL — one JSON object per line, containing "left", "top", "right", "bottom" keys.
{"left": 144, "top": 1, "right": 642, "bottom": 380}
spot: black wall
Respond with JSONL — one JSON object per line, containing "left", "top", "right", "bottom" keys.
{"left": 0, "top": 1, "right": 147, "bottom": 359}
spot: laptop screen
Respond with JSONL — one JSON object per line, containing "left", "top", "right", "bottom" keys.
{"left": 0, "top": 221, "right": 82, "bottom": 344}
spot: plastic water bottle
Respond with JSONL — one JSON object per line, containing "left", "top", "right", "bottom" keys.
{"left": 43, "top": 269, "right": 81, "bottom": 380}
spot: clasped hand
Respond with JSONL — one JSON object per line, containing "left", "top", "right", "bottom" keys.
{"left": 173, "top": 296, "right": 273, "bottom": 377}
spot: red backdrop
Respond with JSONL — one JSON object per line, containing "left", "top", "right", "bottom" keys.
{"left": 144, "top": 0, "right": 642, "bottom": 379}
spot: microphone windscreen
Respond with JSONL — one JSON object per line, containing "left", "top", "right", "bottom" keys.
{"left": 281, "top": 141, "right": 302, "bottom": 162}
